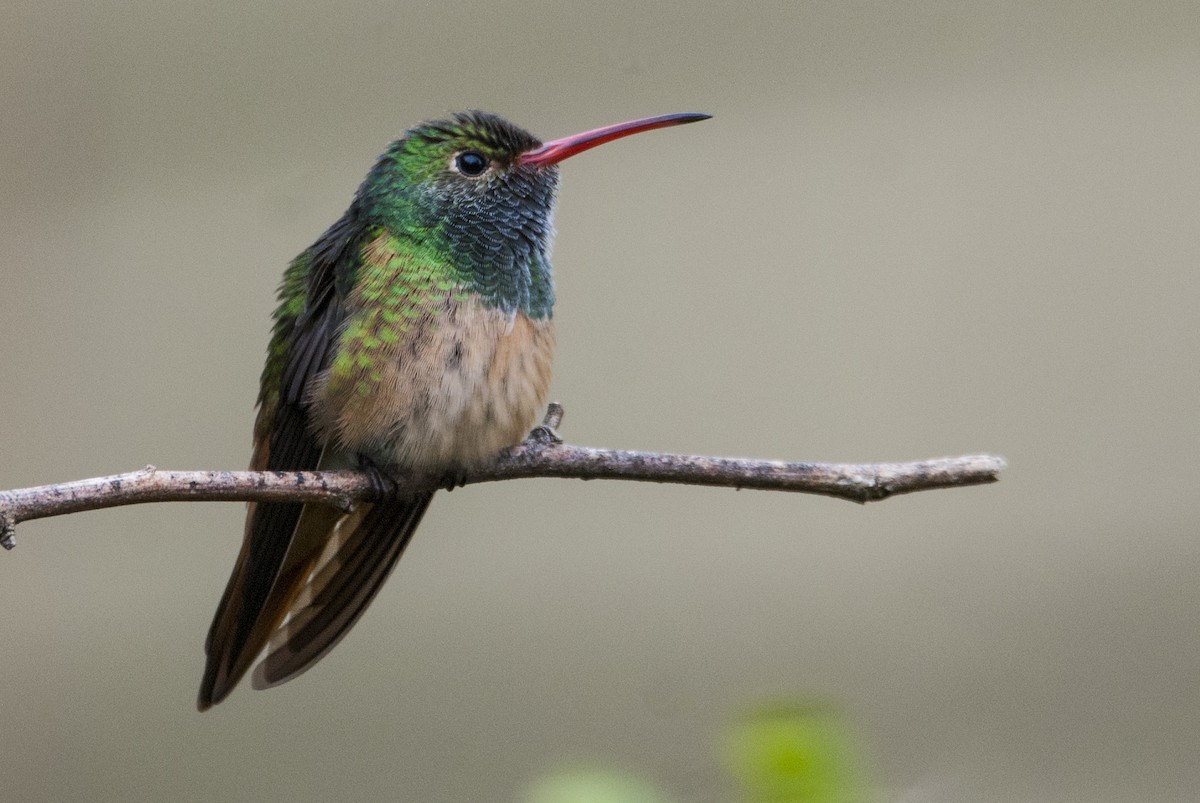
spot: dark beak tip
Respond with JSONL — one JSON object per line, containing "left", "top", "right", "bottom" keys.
{"left": 519, "top": 111, "right": 713, "bottom": 167}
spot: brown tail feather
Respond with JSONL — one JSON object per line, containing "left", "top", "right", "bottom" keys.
{"left": 251, "top": 492, "right": 434, "bottom": 690}
{"left": 198, "top": 499, "right": 342, "bottom": 710}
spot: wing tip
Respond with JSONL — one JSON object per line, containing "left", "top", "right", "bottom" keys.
{"left": 197, "top": 664, "right": 231, "bottom": 711}
{"left": 250, "top": 660, "right": 287, "bottom": 691}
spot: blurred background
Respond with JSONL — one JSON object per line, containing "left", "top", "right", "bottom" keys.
{"left": 2, "top": 1, "right": 1198, "bottom": 800}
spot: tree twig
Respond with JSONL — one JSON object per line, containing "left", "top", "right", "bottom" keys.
{"left": 0, "top": 404, "right": 1006, "bottom": 550}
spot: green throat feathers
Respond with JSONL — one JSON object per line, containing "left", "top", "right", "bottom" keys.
{"left": 350, "top": 110, "right": 559, "bottom": 320}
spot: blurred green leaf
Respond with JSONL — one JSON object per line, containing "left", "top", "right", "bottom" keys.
{"left": 523, "top": 767, "right": 674, "bottom": 803}
{"left": 724, "top": 700, "right": 869, "bottom": 803}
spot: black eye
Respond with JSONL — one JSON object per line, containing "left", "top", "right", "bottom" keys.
{"left": 455, "top": 151, "right": 489, "bottom": 177}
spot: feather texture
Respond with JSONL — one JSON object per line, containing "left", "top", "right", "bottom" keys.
{"left": 198, "top": 216, "right": 355, "bottom": 710}
{"left": 199, "top": 111, "right": 560, "bottom": 708}
{"left": 252, "top": 492, "right": 433, "bottom": 689}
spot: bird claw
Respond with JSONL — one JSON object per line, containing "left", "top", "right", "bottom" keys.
{"left": 438, "top": 467, "right": 469, "bottom": 492}
{"left": 526, "top": 424, "right": 563, "bottom": 447}
{"left": 356, "top": 455, "right": 398, "bottom": 498}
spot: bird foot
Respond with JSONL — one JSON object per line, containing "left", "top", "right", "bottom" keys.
{"left": 525, "top": 402, "right": 564, "bottom": 447}
{"left": 438, "top": 467, "right": 470, "bottom": 492}
{"left": 526, "top": 424, "right": 563, "bottom": 447}
{"left": 356, "top": 455, "right": 398, "bottom": 498}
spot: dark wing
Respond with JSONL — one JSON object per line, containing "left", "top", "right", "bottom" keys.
{"left": 198, "top": 214, "right": 360, "bottom": 710}
{"left": 248, "top": 223, "right": 444, "bottom": 691}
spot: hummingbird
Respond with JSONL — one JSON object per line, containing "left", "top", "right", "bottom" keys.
{"left": 198, "top": 110, "right": 710, "bottom": 709}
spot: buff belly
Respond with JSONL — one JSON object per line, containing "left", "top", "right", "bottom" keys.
{"left": 307, "top": 294, "right": 555, "bottom": 473}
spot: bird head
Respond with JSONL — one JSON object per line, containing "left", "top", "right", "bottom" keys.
{"left": 358, "top": 110, "right": 709, "bottom": 314}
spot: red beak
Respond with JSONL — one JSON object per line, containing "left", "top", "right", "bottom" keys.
{"left": 517, "top": 112, "right": 711, "bottom": 167}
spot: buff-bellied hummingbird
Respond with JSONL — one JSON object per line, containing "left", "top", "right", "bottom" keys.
{"left": 198, "top": 110, "right": 710, "bottom": 709}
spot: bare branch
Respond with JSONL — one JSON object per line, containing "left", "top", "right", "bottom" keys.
{"left": 0, "top": 405, "right": 1005, "bottom": 549}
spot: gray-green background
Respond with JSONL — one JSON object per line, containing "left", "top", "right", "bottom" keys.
{"left": 3, "top": 1, "right": 1197, "bottom": 800}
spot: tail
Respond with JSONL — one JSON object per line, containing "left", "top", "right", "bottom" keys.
{"left": 252, "top": 492, "right": 433, "bottom": 690}
{"left": 198, "top": 492, "right": 434, "bottom": 710}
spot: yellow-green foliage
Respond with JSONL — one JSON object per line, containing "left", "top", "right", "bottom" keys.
{"left": 523, "top": 768, "right": 674, "bottom": 803}
{"left": 725, "top": 701, "right": 869, "bottom": 803}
